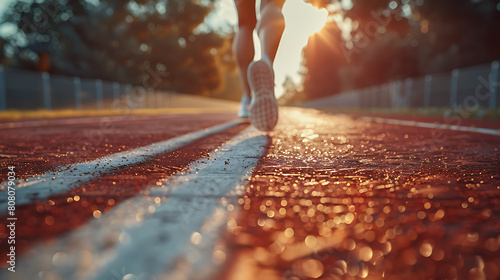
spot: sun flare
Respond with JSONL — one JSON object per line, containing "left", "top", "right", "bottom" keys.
{"left": 273, "top": 0, "right": 329, "bottom": 97}
{"left": 283, "top": 1, "right": 329, "bottom": 37}
{"left": 213, "top": 0, "right": 329, "bottom": 98}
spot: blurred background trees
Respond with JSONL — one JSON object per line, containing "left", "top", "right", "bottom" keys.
{"left": 0, "top": 0, "right": 239, "bottom": 98}
{"left": 299, "top": 0, "right": 500, "bottom": 101}
{"left": 1, "top": 0, "right": 499, "bottom": 103}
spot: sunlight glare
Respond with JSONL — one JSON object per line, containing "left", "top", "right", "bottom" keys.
{"left": 211, "top": 0, "right": 328, "bottom": 98}
{"left": 283, "top": 1, "right": 329, "bottom": 37}
{"left": 273, "top": 0, "right": 328, "bottom": 97}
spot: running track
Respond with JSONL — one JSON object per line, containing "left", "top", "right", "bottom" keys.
{"left": 1, "top": 108, "right": 499, "bottom": 280}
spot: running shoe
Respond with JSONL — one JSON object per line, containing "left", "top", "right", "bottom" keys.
{"left": 237, "top": 96, "right": 251, "bottom": 118}
{"left": 247, "top": 57, "right": 279, "bottom": 131}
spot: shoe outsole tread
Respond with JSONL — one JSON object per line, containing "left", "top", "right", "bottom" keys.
{"left": 248, "top": 59, "right": 278, "bottom": 131}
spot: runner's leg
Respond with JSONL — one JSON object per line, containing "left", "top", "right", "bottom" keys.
{"left": 257, "top": 0, "right": 285, "bottom": 64}
{"left": 233, "top": 0, "right": 257, "bottom": 98}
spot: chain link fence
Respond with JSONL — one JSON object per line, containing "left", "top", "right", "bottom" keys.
{"left": 0, "top": 67, "right": 187, "bottom": 111}
{"left": 300, "top": 61, "right": 500, "bottom": 110}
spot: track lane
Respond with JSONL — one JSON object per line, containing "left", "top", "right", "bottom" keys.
{"left": 1, "top": 126, "right": 268, "bottom": 280}
{"left": 0, "top": 118, "right": 244, "bottom": 211}
{"left": 218, "top": 108, "right": 500, "bottom": 280}
{"left": 0, "top": 113, "right": 236, "bottom": 180}
{"left": 0, "top": 122, "right": 249, "bottom": 267}
{"left": 2, "top": 108, "right": 500, "bottom": 280}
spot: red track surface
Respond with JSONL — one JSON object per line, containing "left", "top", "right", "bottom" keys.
{"left": 0, "top": 113, "right": 240, "bottom": 266}
{"left": 1, "top": 108, "right": 500, "bottom": 279}
{"left": 0, "top": 113, "right": 235, "bottom": 179}
{"left": 218, "top": 109, "right": 500, "bottom": 280}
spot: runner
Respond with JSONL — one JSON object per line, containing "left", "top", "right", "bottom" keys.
{"left": 234, "top": 0, "right": 285, "bottom": 131}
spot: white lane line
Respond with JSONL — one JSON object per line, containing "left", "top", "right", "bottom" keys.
{"left": 360, "top": 116, "right": 500, "bottom": 136}
{"left": 0, "top": 119, "right": 243, "bottom": 212}
{"left": 6, "top": 127, "right": 267, "bottom": 280}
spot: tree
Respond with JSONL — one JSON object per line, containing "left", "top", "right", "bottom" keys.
{"left": 410, "top": 0, "right": 500, "bottom": 72}
{"left": 301, "top": 20, "right": 347, "bottom": 99}
{"left": 298, "top": 0, "right": 500, "bottom": 101}
{"left": 0, "top": 0, "right": 236, "bottom": 95}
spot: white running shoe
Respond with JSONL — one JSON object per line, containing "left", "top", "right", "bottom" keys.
{"left": 237, "top": 96, "right": 251, "bottom": 118}
{"left": 247, "top": 56, "right": 279, "bottom": 131}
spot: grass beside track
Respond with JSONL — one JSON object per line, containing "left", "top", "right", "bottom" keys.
{"left": 0, "top": 107, "right": 238, "bottom": 120}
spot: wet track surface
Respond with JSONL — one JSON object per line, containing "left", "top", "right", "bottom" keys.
{"left": 218, "top": 110, "right": 500, "bottom": 280}
{"left": 0, "top": 113, "right": 235, "bottom": 180}
{"left": 0, "top": 122, "right": 248, "bottom": 263}
{"left": 0, "top": 113, "right": 238, "bottom": 266}
{"left": 1, "top": 108, "right": 500, "bottom": 280}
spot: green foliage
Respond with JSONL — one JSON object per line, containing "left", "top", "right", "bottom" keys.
{"left": 299, "top": 0, "right": 500, "bottom": 100}
{"left": 0, "top": 0, "right": 237, "bottom": 95}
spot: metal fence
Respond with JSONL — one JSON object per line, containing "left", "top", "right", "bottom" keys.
{"left": 0, "top": 67, "right": 172, "bottom": 111}
{"left": 299, "top": 61, "right": 500, "bottom": 110}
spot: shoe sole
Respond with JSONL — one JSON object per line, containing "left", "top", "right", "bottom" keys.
{"left": 248, "top": 60, "right": 278, "bottom": 131}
